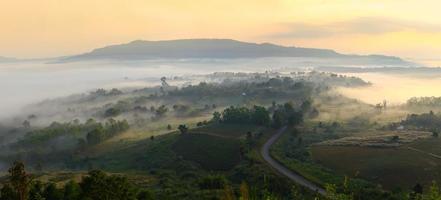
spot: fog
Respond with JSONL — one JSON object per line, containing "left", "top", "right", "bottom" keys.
{"left": 0, "top": 56, "right": 391, "bottom": 121}
{"left": 0, "top": 57, "right": 437, "bottom": 121}
{"left": 0, "top": 59, "right": 270, "bottom": 120}
{"left": 337, "top": 73, "right": 441, "bottom": 105}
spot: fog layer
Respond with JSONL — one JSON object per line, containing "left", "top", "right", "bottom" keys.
{"left": 337, "top": 73, "right": 441, "bottom": 104}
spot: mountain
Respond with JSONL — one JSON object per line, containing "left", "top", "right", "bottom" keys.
{"left": 60, "top": 39, "right": 410, "bottom": 65}
{"left": 0, "top": 56, "right": 17, "bottom": 63}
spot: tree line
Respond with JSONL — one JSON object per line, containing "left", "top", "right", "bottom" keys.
{"left": 16, "top": 118, "right": 129, "bottom": 148}
{"left": 212, "top": 101, "right": 311, "bottom": 128}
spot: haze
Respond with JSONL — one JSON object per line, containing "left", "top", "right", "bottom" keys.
{"left": 2, "top": 0, "right": 441, "bottom": 66}
{"left": 338, "top": 73, "right": 441, "bottom": 104}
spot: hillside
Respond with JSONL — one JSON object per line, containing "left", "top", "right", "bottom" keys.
{"left": 60, "top": 39, "right": 409, "bottom": 65}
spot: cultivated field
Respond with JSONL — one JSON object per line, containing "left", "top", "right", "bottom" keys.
{"left": 311, "top": 137, "right": 441, "bottom": 190}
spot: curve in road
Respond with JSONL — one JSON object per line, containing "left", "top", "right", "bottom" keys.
{"left": 261, "top": 126, "right": 326, "bottom": 195}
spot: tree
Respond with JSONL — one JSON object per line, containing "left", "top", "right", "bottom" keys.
{"left": 221, "top": 185, "right": 235, "bottom": 200}
{"left": 251, "top": 106, "right": 270, "bottom": 126}
{"left": 212, "top": 112, "right": 221, "bottom": 122}
{"left": 155, "top": 105, "right": 168, "bottom": 118}
{"left": 86, "top": 126, "right": 104, "bottom": 145}
{"left": 287, "top": 111, "right": 303, "bottom": 126}
{"left": 325, "top": 184, "right": 352, "bottom": 200}
{"left": 137, "top": 190, "right": 155, "bottom": 200}
{"left": 410, "top": 183, "right": 423, "bottom": 200}
{"left": 300, "top": 99, "right": 312, "bottom": 113}
{"left": 63, "top": 181, "right": 81, "bottom": 200}
{"left": 29, "top": 181, "right": 45, "bottom": 200}
{"left": 8, "top": 161, "right": 31, "bottom": 200}
{"left": 43, "top": 183, "right": 63, "bottom": 200}
{"left": 222, "top": 106, "right": 251, "bottom": 124}
{"left": 178, "top": 124, "right": 188, "bottom": 134}
{"left": 0, "top": 184, "right": 17, "bottom": 200}
{"left": 22, "top": 120, "right": 31, "bottom": 129}
{"left": 80, "top": 170, "right": 136, "bottom": 200}
{"left": 104, "top": 107, "right": 121, "bottom": 117}
{"left": 239, "top": 181, "right": 250, "bottom": 200}
{"left": 433, "top": 130, "right": 439, "bottom": 138}
{"left": 272, "top": 110, "right": 284, "bottom": 128}
{"left": 198, "top": 175, "right": 227, "bottom": 190}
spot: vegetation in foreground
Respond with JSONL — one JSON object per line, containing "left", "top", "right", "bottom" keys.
{"left": 2, "top": 72, "right": 441, "bottom": 199}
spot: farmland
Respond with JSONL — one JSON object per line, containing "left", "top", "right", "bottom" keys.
{"left": 311, "top": 137, "right": 441, "bottom": 190}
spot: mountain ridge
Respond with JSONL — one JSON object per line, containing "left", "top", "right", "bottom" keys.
{"left": 0, "top": 56, "right": 17, "bottom": 63}
{"left": 59, "top": 39, "right": 409, "bottom": 65}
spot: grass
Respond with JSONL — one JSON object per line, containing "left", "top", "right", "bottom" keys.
{"left": 78, "top": 124, "right": 248, "bottom": 172}
{"left": 191, "top": 123, "right": 263, "bottom": 138}
{"left": 311, "top": 138, "right": 441, "bottom": 190}
{"left": 73, "top": 133, "right": 183, "bottom": 172}
{"left": 269, "top": 128, "right": 342, "bottom": 187}
{"left": 172, "top": 133, "right": 241, "bottom": 171}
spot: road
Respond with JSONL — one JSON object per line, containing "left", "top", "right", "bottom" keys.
{"left": 261, "top": 126, "right": 326, "bottom": 195}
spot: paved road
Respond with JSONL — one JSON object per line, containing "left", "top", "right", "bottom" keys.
{"left": 261, "top": 126, "right": 326, "bottom": 195}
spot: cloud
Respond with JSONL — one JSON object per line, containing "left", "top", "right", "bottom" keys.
{"left": 269, "top": 17, "right": 441, "bottom": 39}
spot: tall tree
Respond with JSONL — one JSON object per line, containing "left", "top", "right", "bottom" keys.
{"left": 8, "top": 161, "right": 31, "bottom": 200}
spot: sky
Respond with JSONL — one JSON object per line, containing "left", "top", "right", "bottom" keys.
{"left": 1, "top": 0, "right": 441, "bottom": 65}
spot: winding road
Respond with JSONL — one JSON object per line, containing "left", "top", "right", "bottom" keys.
{"left": 261, "top": 126, "right": 326, "bottom": 195}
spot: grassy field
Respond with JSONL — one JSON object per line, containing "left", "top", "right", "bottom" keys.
{"left": 191, "top": 123, "right": 263, "bottom": 138}
{"left": 269, "top": 127, "right": 344, "bottom": 187}
{"left": 311, "top": 138, "right": 441, "bottom": 190}
{"left": 76, "top": 123, "right": 251, "bottom": 172}
{"left": 172, "top": 133, "right": 241, "bottom": 170}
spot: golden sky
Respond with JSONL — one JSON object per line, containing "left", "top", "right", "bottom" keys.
{"left": 1, "top": 0, "right": 441, "bottom": 65}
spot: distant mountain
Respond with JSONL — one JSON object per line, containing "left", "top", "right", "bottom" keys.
{"left": 0, "top": 56, "right": 17, "bottom": 63}
{"left": 60, "top": 39, "right": 410, "bottom": 65}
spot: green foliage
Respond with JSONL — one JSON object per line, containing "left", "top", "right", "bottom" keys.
{"left": 90, "top": 88, "right": 123, "bottom": 97}
{"left": 29, "top": 181, "right": 45, "bottom": 200}
{"left": 218, "top": 105, "right": 270, "bottom": 126}
{"left": 167, "top": 77, "right": 314, "bottom": 103}
{"left": 136, "top": 190, "right": 155, "bottom": 200}
{"left": 80, "top": 170, "right": 137, "bottom": 200}
{"left": 86, "top": 119, "right": 129, "bottom": 145}
{"left": 221, "top": 106, "right": 252, "bottom": 124}
{"left": 400, "top": 112, "right": 441, "bottom": 131}
{"left": 198, "top": 175, "right": 228, "bottom": 190}
{"left": 271, "top": 102, "right": 304, "bottom": 128}
{"left": 155, "top": 105, "right": 169, "bottom": 118}
{"left": 325, "top": 184, "right": 353, "bottom": 200}
{"left": 63, "top": 181, "right": 81, "bottom": 200}
{"left": 86, "top": 125, "right": 105, "bottom": 145}
{"left": 8, "top": 161, "right": 31, "bottom": 200}
{"left": 16, "top": 118, "right": 129, "bottom": 148}
{"left": 213, "top": 111, "right": 221, "bottom": 122}
{"left": 43, "top": 183, "right": 63, "bottom": 200}
{"left": 104, "top": 107, "right": 121, "bottom": 117}
{"left": 407, "top": 97, "right": 441, "bottom": 107}
{"left": 178, "top": 124, "right": 189, "bottom": 134}
{"left": 0, "top": 184, "right": 17, "bottom": 200}
{"left": 251, "top": 106, "right": 271, "bottom": 126}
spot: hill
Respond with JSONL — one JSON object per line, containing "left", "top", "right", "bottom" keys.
{"left": 60, "top": 39, "right": 410, "bottom": 65}
{"left": 0, "top": 56, "right": 17, "bottom": 63}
